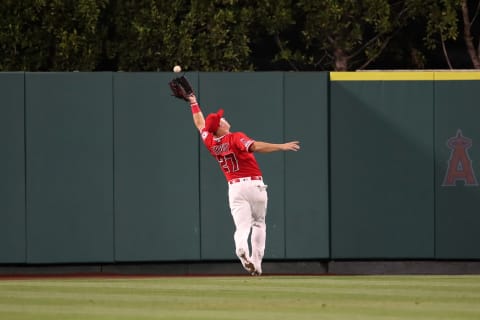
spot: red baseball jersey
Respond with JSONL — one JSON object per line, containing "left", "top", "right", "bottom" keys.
{"left": 200, "top": 128, "right": 262, "bottom": 181}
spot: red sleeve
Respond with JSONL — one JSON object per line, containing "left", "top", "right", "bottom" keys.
{"left": 234, "top": 132, "right": 255, "bottom": 152}
{"left": 200, "top": 128, "right": 213, "bottom": 147}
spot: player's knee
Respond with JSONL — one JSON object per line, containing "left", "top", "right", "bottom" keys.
{"left": 252, "top": 220, "right": 265, "bottom": 228}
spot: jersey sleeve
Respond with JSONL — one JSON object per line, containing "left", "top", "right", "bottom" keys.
{"left": 200, "top": 128, "right": 213, "bottom": 146}
{"left": 234, "top": 132, "right": 256, "bottom": 152}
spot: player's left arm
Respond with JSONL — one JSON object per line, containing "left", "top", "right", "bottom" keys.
{"left": 250, "top": 140, "right": 300, "bottom": 153}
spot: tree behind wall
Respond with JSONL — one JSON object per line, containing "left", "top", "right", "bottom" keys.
{"left": 0, "top": 0, "right": 478, "bottom": 71}
{"left": 0, "top": 0, "right": 107, "bottom": 71}
{"left": 107, "top": 0, "right": 255, "bottom": 71}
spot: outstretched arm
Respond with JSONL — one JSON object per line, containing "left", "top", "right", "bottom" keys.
{"left": 250, "top": 140, "right": 300, "bottom": 153}
{"left": 188, "top": 94, "right": 205, "bottom": 131}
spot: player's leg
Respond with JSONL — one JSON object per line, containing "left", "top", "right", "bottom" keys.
{"left": 250, "top": 184, "right": 268, "bottom": 275}
{"left": 251, "top": 218, "right": 266, "bottom": 275}
{"left": 228, "top": 186, "right": 255, "bottom": 273}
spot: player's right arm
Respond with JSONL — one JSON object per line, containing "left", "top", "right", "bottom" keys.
{"left": 250, "top": 140, "right": 300, "bottom": 153}
{"left": 188, "top": 94, "right": 205, "bottom": 131}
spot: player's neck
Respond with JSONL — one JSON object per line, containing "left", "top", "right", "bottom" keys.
{"left": 214, "top": 130, "right": 230, "bottom": 140}
{"left": 215, "top": 128, "right": 229, "bottom": 137}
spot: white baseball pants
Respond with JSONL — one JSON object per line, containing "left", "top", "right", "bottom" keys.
{"left": 228, "top": 179, "right": 268, "bottom": 272}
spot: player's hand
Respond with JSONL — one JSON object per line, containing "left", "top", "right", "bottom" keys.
{"left": 283, "top": 141, "right": 300, "bottom": 151}
{"left": 188, "top": 94, "right": 197, "bottom": 105}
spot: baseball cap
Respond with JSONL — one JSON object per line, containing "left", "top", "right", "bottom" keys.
{"left": 204, "top": 109, "right": 224, "bottom": 133}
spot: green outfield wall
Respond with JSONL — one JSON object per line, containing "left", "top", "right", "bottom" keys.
{"left": 0, "top": 71, "right": 479, "bottom": 264}
{"left": 434, "top": 73, "right": 480, "bottom": 259}
{"left": 330, "top": 72, "right": 435, "bottom": 259}
{"left": 25, "top": 72, "right": 114, "bottom": 263}
{"left": 0, "top": 73, "right": 25, "bottom": 263}
{"left": 113, "top": 73, "right": 201, "bottom": 262}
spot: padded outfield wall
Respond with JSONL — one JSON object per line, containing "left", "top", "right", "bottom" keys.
{"left": 0, "top": 72, "right": 329, "bottom": 264}
{"left": 0, "top": 71, "right": 479, "bottom": 264}
{"left": 330, "top": 71, "right": 480, "bottom": 260}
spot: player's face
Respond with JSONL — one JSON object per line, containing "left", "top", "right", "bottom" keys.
{"left": 219, "top": 118, "right": 231, "bottom": 131}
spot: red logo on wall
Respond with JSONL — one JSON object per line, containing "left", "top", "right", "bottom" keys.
{"left": 442, "top": 129, "right": 478, "bottom": 186}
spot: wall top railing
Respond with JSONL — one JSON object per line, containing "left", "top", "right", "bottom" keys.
{"left": 330, "top": 70, "right": 480, "bottom": 81}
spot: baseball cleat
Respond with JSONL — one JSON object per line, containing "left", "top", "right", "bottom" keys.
{"left": 251, "top": 270, "right": 262, "bottom": 276}
{"left": 251, "top": 263, "right": 262, "bottom": 276}
{"left": 244, "top": 261, "right": 255, "bottom": 274}
{"left": 238, "top": 249, "right": 255, "bottom": 274}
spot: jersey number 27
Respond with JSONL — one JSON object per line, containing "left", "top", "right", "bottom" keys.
{"left": 217, "top": 153, "right": 239, "bottom": 173}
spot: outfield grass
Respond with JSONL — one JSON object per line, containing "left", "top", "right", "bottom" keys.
{"left": 0, "top": 275, "right": 479, "bottom": 319}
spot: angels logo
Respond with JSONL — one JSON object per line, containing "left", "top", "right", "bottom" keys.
{"left": 212, "top": 143, "right": 230, "bottom": 155}
{"left": 442, "top": 129, "right": 478, "bottom": 186}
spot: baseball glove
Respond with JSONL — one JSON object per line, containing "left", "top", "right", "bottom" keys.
{"left": 168, "top": 76, "right": 194, "bottom": 101}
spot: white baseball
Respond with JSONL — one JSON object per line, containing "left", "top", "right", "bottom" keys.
{"left": 173, "top": 65, "right": 182, "bottom": 73}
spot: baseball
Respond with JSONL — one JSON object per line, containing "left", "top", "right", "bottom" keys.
{"left": 173, "top": 65, "right": 182, "bottom": 73}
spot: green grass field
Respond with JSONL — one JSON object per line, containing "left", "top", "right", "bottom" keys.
{"left": 0, "top": 275, "right": 479, "bottom": 319}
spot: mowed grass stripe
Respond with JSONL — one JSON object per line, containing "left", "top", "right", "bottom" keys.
{"left": 0, "top": 302, "right": 478, "bottom": 320}
{"left": 3, "top": 276, "right": 480, "bottom": 292}
{"left": 1, "top": 283, "right": 479, "bottom": 303}
{"left": 0, "top": 300, "right": 478, "bottom": 320}
{"left": 1, "top": 274, "right": 477, "bottom": 285}
{"left": 0, "top": 275, "right": 479, "bottom": 320}
{"left": 0, "top": 290, "right": 478, "bottom": 312}
{"left": 2, "top": 276, "right": 479, "bottom": 299}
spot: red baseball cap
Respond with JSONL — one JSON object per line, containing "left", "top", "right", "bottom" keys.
{"left": 204, "top": 109, "right": 224, "bottom": 133}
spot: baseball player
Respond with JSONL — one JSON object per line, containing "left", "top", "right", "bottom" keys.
{"left": 186, "top": 93, "right": 300, "bottom": 276}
